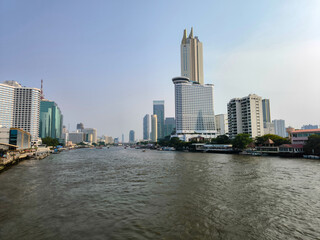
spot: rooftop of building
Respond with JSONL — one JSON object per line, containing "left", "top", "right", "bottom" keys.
{"left": 292, "top": 129, "right": 320, "bottom": 133}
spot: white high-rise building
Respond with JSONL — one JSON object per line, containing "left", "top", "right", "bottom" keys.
{"left": 181, "top": 27, "right": 204, "bottom": 85}
{"left": 151, "top": 114, "right": 157, "bottom": 142}
{"left": 273, "top": 119, "right": 286, "bottom": 138}
{"left": 0, "top": 83, "right": 15, "bottom": 128}
{"left": 215, "top": 114, "right": 228, "bottom": 136}
{"left": 173, "top": 77, "right": 216, "bottom": 141}
{"left": 227, "top": 94, "right": 264, "bottom": 139}
{"left": 1, "top": 81, "right": 41, "bottom": 141}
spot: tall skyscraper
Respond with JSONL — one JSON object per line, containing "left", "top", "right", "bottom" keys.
{"left": 151, "top": 114, "right": 158, "bottom": 142}
{"left": 164, "top": 117, "right": 175, "bottom": 137}
{"left": 153, "top": 100, "right": 164, "bottom": 140}
{"left": 227, "top": 94, "right": 264, "bottom": 138}
{"left": 129, "top": 130, "right": 135, "bottom": 143}
{"left": 173, "top": 77, "right": 216, "bottom": 141}
{"left": 143, "top": 114, "right": 150, "bottom": 140}
{"left": 122, "top": 134, "right": 124, "bottom": 143}
{"left": 1, "top": 81, "right": 41, "bottom": 141}
{"left": 272, "top": 119, "right": 286, "bottom": 138}
{"left": 181, "top": 27, "right": 204, "bottom": 84}
{"left": 39, "top": 100, "right": 63, "bottom": 140}
{"left": 262, "top": 99, "right": 271, "bottom": 124}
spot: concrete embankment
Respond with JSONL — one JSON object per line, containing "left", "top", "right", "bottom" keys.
{"left": 0, "top": 148, "right": 51, "bottom": 173}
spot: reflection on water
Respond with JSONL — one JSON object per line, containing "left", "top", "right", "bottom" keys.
{"left": 0, "top": 148, "right": 320, "bottom": 239}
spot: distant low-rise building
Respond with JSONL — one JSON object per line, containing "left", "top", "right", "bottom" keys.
{"left": 301, "top": 124, "right": 318, "bottom": 130}
{"left": 9, "top": 128, "right": 31, "bottom": 149}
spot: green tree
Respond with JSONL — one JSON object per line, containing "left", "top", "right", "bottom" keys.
{"left": 255, "top": 134, "right": 290, "bottom": 146}
{"left": 304, "top": 135, "right": 320, "bottom": 155}
{"left": 232, "top": 133, "right": 252, "bottom": 150}
{"left": 215, "top": 135, "right": 231, "bottom": 144}
{"left": 42, "top": 137, "right": 59, "bottom": 147}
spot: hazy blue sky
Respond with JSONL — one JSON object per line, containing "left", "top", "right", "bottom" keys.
{"left": 1, "top": 0, "right": 319, "bottom": 140}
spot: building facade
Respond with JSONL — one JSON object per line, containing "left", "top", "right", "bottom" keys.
{"left": 215, "top": 114, "right": 228, "bottom": 136}
{"left": 151, "top": 114, "right": 157, "bottom": 142}
{"left": 39, "top": 100, "right": 63, "bottom": 140}
{"left": 82, "top": 128, "right": 97, "bottom": 143}
{"left": 0, "top": 83, "right": 15, "bottom": 128}
{"left": 164, "top": 117, "right": 175, "bottom": 137}
{"left": 273, "top": 119, "right": 286, "bottom": 138}
{"left": 291, "top": 129, "right": 320, "bottom": 145}
{"left": 68, "top": 132, "right": 84, "bottom": 144}
{"left": 262, "top": 99, "right": 271, "bottom": 124}
{"left": 173, "top": 77, "right": 216, "bottom": 141}
{"left": 76, "top": 123, "right": 84, "bottom": 131}
{"left": 1, "top": 81, "right": 41, "bottom": 141}
{"left": 9, "top": 128, "right": 31, "bottom": 149}
{"left": 301, "top": 124, "right": 318, "bottom": 130}
{"left": 181, "top": 28, "right": 204, "bottom": 84}
{"left": 153, "top": 100, "right": 165, "bottom": 140}
{"left": 129, "top": 130, "right": 135, "bottom": 143}
{"left": 143, "top": 114, "right": 150, "bottom": 140}
{"left": 227, "top": 94, "right": 264, "bottom": 139}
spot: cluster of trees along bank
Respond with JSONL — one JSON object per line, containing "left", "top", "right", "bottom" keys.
{"left": 156, "top": 134, "right": 320, "bottom": 155}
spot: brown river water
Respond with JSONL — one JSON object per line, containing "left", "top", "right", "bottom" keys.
{"left": 0, "top": 147, "right": 320, "bottom": 239}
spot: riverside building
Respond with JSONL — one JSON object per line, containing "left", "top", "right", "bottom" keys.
{"left": 272, "top": 119, "right": 286, "bottom": 138}
{"left": 129, "top": 130, "right": 135, "bottom": 143}
{"left": 143, "top": 114, "right": 150, "bottom": 140}
{"left": 181, "top": 27, "right": 204, "bottom": 84}
{"left": 39, "top": 99, "right": 63, "bottom": 140}
{"left": 227, "top": 94, "right": 264, "bottom": 139}
{"left": 1, "top": 81, "right": 41, "bottom": 141}
{"left": 153, "top": 101, "right": 165, "bottom": 140}
{"left": 172, "top": 77, "right": 216, "bottom": 141}
{"left": 151, "top": 114, "right": 157, "bottom": 142}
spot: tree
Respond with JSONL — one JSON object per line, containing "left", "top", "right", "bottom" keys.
{"left": 232, "top": 133, "right": 252, "bottom": 150}
{"left": 216, "top": 135, "right": 231, "bottom": 144}
{"left": 42, "top": 137, "right": 59, "bottom": 147}
{"left": 255, "top": 134, "right": 290, "bottom": 146}
{"left": 304, "top": 135, "right": 320, "bottom": 155}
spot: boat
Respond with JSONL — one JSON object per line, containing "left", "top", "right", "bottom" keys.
{"left": 303, "top": 155, "right": 320, "bottom": 159}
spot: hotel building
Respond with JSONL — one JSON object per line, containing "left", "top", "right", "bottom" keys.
{"left": 172, "top": 77, "right": 216, "bottom": 141}
{"left": 181, "top": 28, "right": 204, "bottom": 84}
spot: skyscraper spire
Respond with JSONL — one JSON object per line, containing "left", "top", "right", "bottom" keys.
{"left": 181, "top": 29, "right": 187, "bottom": 44}
{"left": 189, "top": 27, "right": 193, "bottom": 38}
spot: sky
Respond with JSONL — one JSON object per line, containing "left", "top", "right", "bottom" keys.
{"left": 1, "top": 0, "right": 319, "bottom": 140}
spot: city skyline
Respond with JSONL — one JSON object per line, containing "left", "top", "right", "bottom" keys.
{"left": 1, "top": 0, "right": 319, "bottom": 139}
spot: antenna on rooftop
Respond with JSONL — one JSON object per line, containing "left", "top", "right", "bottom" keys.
{"left": 40, "top": 79, "right": 44, "bottom": 100}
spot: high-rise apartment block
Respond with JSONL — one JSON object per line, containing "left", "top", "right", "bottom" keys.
{"left": 143, "top": 114, "right": 150, "bottom": 140}
{"left": 151, "top": 114, "right": 158, "bottom": 142}
{"left": 173, "top": 77, "right": 216, "bottom": 141}
{"left": 0, "top": 81, "right": 41, "bottom": 141}
{"left": 272, "top": 119, "right": 286, "bottom": 138}
{"left": 227, "top": 94, "right": 264, "bottom": 139}
{"left": 39, "top": 100, "right": 63, "bottom": 140}
{"left": 153, "top": 100, "right": 164, "bottom": 140}
{"left": 215, "top": 114, "right": 228, "bottom": 135}
{"left": 129, "top": 130, "right": 135, "bottom": 143}
{"left": 181, "top": 28, "right": 204, "bottom": 84}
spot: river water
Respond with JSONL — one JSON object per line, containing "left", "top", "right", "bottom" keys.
{"left": 0, "top": 147, "right": 320, "bottom": 240}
